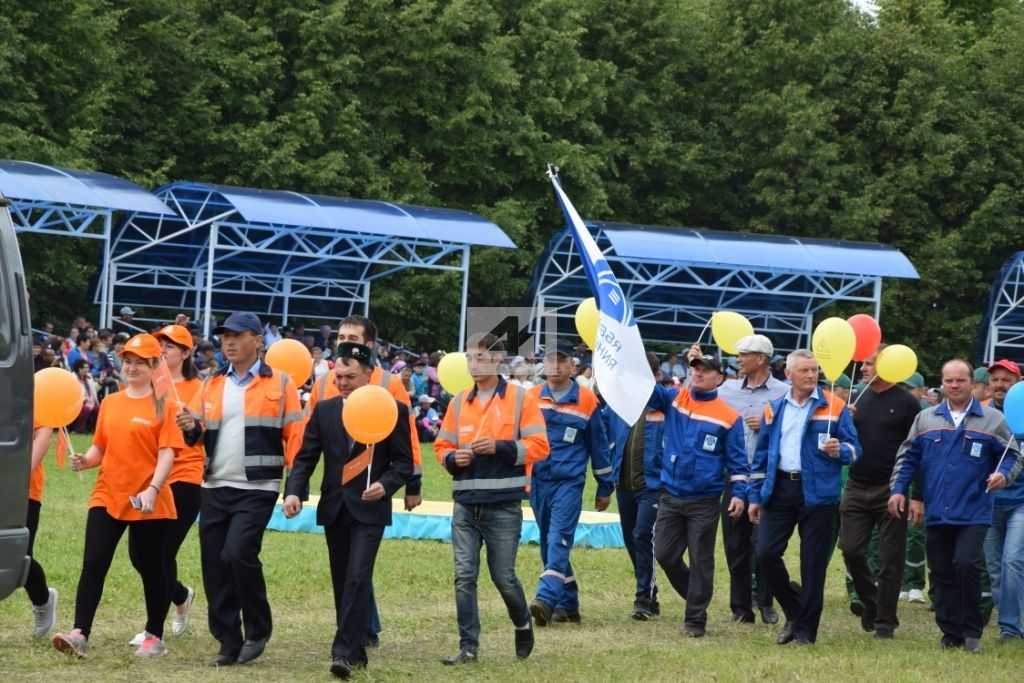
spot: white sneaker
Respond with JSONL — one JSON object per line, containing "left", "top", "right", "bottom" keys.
{"left": 171, "top": 586, "right": 195, "bottom": 637}
{"left": 129, "top": 630, "right": 147, "bottom": 646}
{"left": 908, "top": 589, "right": 926, "bottom": 603}
{"left": 898, "top": 591, "right": 909, "bottom": 602}
{"left": 32, "top": 588, "right": 58, "bottom": 638}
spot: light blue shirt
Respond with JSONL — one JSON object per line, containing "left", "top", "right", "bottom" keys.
{"left": 779, "top": 387, "right": 818, "bottom": 472}
{"left": 228, "top": 358, "right": 261, "bottom": 387}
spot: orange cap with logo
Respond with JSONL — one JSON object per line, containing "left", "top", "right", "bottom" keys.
{"left": 118, "top": 333, "right": 163, "bottom": 359}
{"left": 154, "top": 324, "right": 194, "bottom": 350}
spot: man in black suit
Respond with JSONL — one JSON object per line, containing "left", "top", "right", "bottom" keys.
{"left": 283, "top": 342, "right": 413, "bottom": 679}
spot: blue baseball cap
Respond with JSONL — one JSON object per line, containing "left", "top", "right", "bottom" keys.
{"left": 213, "top": 311, "right": 263, "bottom": 335}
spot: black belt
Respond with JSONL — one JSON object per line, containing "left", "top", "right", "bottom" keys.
{"left": 776, "top": 469, "right": 802, "bottom": 481}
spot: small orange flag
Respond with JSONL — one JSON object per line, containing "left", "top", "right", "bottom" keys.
{"left": 55, "top": 430, "right": 69, "bottom": 470}
{"left": 152, "top": 359, "right": 176, "bottom": 404}
{"left": 341, "top": 444, "right": 373, "bottom": 486}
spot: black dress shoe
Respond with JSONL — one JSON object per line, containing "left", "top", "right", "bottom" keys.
{"left": 441, "top": 647, "right": 478, "bottom": 665}
{"left": 364, "top": 633, "right": 380, "bottom": 648}
{"left": 514, "top": 623, "right": 534, "bottom": 659}
{"left": 940, "top": 635, "right": 964, "bottom": 650}
{"left": 777, "top": 621, "right": 795, "bottom": 645}
{"left": 875, "top": 627, "right": 895, "bottom": 640}
{"left": 551, "top": 608, "right": 581, "bottom": 624}
{"left": 793, "top": 636, "right": 812, "bottom": 646}
{"left": 759, "top": 606, "right": 780, "bottom": 625}
{"left": 860, "top": 605, "right": 877, "bottom": 632}
{"left": 208, "top": 653, "right": 237, "bottom": 667}
{"left": 529, "top": 599, "right": 551, "bottom": 627}
{"left": 849, "top": 599, "right": 865, "bottom": 617}
{"left": 730, "top": 611, "right": 756, "bottom": 624}
{"left": 237, "top": 637, "right": 268, "bottom": 664}
{"left": 330, "top": 658, "right": 354, "bottom": 679}
{"left": 964, "top": 637, "right": 982, "bottom": 653}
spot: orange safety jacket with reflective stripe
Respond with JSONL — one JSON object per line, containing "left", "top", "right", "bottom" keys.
{"left": 306, "top": 367, "right": 422, "bottom": 493}
{"left": 435, "top": 377, "right": 550, "bottom": 504}
{"left": 185, "top": 361, "right": 304, "bottom": 481}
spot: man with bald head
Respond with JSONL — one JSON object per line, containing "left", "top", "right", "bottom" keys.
{"left": 890, "top": 359, "right": 1023, "bottom": 653}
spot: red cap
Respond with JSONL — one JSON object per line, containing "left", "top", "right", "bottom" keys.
{"left": 118, "top": 333, "right": 163, "bottom": 359}
{"left": 988, "top": 359, "right": 1021, "bottom": 379}
{"left": 154, "top": 324, "right": 194, "bottom": 350}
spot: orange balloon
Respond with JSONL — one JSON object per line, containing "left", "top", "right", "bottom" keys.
{"left": 265, "top": 339, "right": 313, "bottom": 388}
{"left": 34, "top": 368, "right": 85, "bottom": 428}
{"left": 342, "top": 385, "right": 398, "bottom": 444}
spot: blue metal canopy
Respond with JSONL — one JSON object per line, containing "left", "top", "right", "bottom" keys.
{"left": 108, "top": 182, "right": 515, "bottom": 345}
{"left": 1, "top": 160, "right": 175, "bottom": 329}
{"left": 0, "top": 160, "right": 174, "bottom": 219}
{"left": 977, "top": 251, "right": 1024, "bottom": 364}
{"left": 528, "top": 221, "right": 919, "bottom": 353}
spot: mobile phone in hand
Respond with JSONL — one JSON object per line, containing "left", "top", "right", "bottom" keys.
{"left": 129, "top": 496, "right": 143, "bottom": 510}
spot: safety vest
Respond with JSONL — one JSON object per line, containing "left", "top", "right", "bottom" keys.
{"left": 435, "top": 377, "right": 549, "bottom": 504}
{"left": 190, "top": 362, "right": 304, "bottom": 481}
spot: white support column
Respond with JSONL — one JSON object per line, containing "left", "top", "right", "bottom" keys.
{"left": 873, "top": 278, "right": 883, "bottom": 322}
{"left": 363, "top": 280, "right": 371, "bottom": 316}
{"left": 458, "top": 246, "right": 470, "bottom": 352}
{"left": 99, "top": 212, "right": 112, "bottom": 327}
{"left": 535, "top": 294, "right": 546, "bottom": 355}
{"left": 203, "top": 223, "right": 218, "bottom": 338}
{"left": 193, "top": 269, "right": 203, "bottom": 321}
{"left": 107, "top": 262, "right": 117, "bottom": 330}
{"left": 282, "top": 277, "right": 292, "bottom": 325}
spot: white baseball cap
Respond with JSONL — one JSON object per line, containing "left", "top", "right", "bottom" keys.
{"left": 734, "top": 334, "right": 773, "bottom": 356}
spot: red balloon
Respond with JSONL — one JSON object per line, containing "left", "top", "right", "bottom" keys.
{"left": 847, "top": 314, "right": 882, "bottom": 362}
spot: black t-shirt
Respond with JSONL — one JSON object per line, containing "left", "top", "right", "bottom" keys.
{"left": 850, "top": 384, "right": 922, "bottom": 485}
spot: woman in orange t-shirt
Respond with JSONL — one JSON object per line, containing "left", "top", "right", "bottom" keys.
{"left": 52, "top": 334, "right": 183, "bottom": 659}
{"left": 145, "top": 324, "right": 204, "bottom": 641}
{"left": 24, "top": 420, "right": 57, "bottom": 637}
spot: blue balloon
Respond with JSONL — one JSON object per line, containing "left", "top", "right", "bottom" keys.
{"left": 1002, "top": 381, "right": 1024, "bottom": 434}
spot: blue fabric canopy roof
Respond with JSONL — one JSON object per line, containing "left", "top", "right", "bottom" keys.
{"left": 203, "top": 183, "right": 515, "bottom": 247}
{"left": 600, "top": 222, "right": 918, "bottom": 278}
{"left": 0, "top": 160, "right": 173, "bottom": 215}
{"left": 528, "top": 220, "right": 918, "bottom": 352}
{"left": 976, "top": 251, "right": 1024, "bottom": 364}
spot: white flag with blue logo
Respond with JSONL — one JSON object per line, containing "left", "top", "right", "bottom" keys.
{"left": 548, "top": 168, "right": 655, "bottom": 425}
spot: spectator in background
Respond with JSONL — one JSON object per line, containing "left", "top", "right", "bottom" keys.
{"left": 411, "top": 359, "right": 428, "bottom": 397}
{"left": 38, "top": 322, "right": 54, "bottom": 344}
{"left": 117, "top": 307, "right": 135, "bottom": 326}
{"left": 903, "top": 373, "right": 929, "bottom": 408}
{"left": 71, "top": 359, "right": 101, "bottom": 434}
{"left": 572, "top": 341, "right": 592, "bottom": 368}
{"left": 263, "top": 323, "right": 282, "bottom": 347}
{"left": 313, "top": 325, "right": 332, "bottom": 353}
{"left": 414, "top": 395, "right": 441, "bottom": 442}
{"left": 33, "top": 341, "right": 46, "bottom": 372}
{"left": 399, "top": 365, "right": 415, "bottom": 399}
{"left": 660, "top": 352, "right": 687, "bottom": 382}
{"left": 67, "top": 336, "right": 95, "bottom": 376}
{"left": 973, "top": 367, "right": 990, "bottom": 403}
{"left": 311, "top": 346, "right": 330, "bottom": 382}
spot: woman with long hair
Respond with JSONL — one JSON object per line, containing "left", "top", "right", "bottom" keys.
{"left": 124, "top": 325, "right": 203, "bottom": 645}
{"left": 52, "top": 333, "right": 182, "bottom": 658}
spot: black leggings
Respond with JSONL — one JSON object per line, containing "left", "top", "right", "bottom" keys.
{"left": 74, "top": 507, "right": 171, "bottom": 638}
{"left": 24, "top": 499, "right": 50, "bottom": 606}
{"left": 164, "top": 481, "right": 202, "bottom": 606}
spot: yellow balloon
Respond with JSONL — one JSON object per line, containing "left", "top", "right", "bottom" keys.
{"left": 437, "top": 352, "right": 474, "bottom": 395}
{"left": 575, "top": 298, "right": 599, "bottom": 350}
{"left": 711, "top": 311, "right": 754, "bottom": 355}
{"left": 812, "top": 317, "right": 857, "bottom": 382}
{"left": 876, "top": 344, "right": 918, "bottom": 384}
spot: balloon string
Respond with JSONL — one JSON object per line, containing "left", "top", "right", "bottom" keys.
{"left": 62, "top": 426, "right": 83, "bottom": 481}
{"left": 850, "top": 375, "right": 877, "bottom": 408}
{"left": 696, "top": 317, "right": 713, "bottom": 348}
{"left": 826, "top": 381, "right": 834, "bottom": 441}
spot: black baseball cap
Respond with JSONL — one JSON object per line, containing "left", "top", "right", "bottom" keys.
{"left": 689, "top": 354, "right": 724, "bottom": 374}
{"left": 545, "top": 339, "right": 576, "bottom": 358}
{"left": 213, "top": 311, "right": 262, "bottom": 335}
{"left": 337, "top": 342, "right": 373, "bottom": 368}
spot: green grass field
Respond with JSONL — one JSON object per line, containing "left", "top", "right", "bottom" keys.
{"left": 0, "top": 436, "right": 1019, "bottom": 681}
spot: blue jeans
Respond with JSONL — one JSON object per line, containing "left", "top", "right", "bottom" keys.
{"left": 984, "top": 505, "right": 1024, "bottom": 637}
{"left": 452, "top": 501, "right": 530, "bottom": 650}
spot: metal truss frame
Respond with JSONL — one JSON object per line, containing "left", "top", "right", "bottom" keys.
{"left": 532, "top": 225, "right": 886, "bottom": 353}
{"left": 108, "top": 184, "right": 475, "bottom": 346}
{"left": 981, "top": 254, "right": 1024, "bottom": 364}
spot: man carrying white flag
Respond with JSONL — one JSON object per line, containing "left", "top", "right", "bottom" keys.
{"left": 547, "top": 167, "right": 655, "bottom": 425}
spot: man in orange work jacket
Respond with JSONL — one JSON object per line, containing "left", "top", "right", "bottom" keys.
{"left": 434, "top": 333, "right": 550, "bottom": 666}
{"left": 177, "top": 311, "right": 304, "bottom": 667}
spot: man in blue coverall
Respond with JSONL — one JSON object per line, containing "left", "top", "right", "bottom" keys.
{"left": 528, "top": 339, "right": 614, "bottom": 626}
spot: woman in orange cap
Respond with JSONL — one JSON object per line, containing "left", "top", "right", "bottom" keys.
{"left": 52, "top": 333, "right": 182, "bottom": 659}
{"left": 129, "top": 323, "right": 203, "bottom": 643}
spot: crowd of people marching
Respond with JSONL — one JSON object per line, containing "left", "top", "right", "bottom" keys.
{"left": 19, "top": 309, "right": 1024, "bottom": 677}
